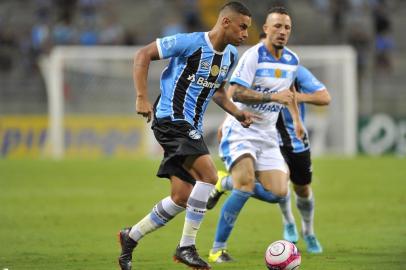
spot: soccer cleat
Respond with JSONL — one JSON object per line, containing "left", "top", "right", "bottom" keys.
{"left": 283, "top": 223, "right": 299, "bottom": 243}
{"left": 208, "top": 249, "right": 234, "bottom": 263}
{"left": 118, "top": 227, "right": 138, "bottom": 270}
{"left": 206, "top": 170, "right": 228, "bottom": 210}
{"left": 173, "top": 245, "right": 211, "bottom": 269}
{"left": 303, "top": 234, "right": 323, "bottom": 254}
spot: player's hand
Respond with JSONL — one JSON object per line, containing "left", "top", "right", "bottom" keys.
{"left": 273, "top": 90, "right": 294, "bottom": 105}
{"left": 294, "top": 120, "right": 305, "bottom": 140}
{"left": 136, "top": 97, "right": 153, "bottom": 122}
{"left": 235, "top": 110, "right": 262, "bottom": 128}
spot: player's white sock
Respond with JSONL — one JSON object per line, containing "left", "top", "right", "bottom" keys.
{"left": 179, "top": 181, "right": 214, "bottom": 247}
{"left": 296, "top": 191, "right": 314, "bottom": 236}
{"left": 221, "top": 175, "right": 233, "bottom": 191}
{"left": 129, "top": 196, "right": 184, "bottom": 242}
{"left": 278, "top": 188, "right": 295, "bottom": 225}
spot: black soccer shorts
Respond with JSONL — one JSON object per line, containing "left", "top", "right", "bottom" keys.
{"left": 280, "top": 147, "right": 312, "bottom": 186}
{"left": 152, "top": 117, "right": 210, "bottom": 184}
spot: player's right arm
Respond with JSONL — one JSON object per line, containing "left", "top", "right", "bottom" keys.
{"left": 134, "top": 33, "right": 191, "bottom": 122}
{"left": 213, "top": 83, "right": 260, "bottom": 128}
{"left": 133, "top": 42, "right": 160, "bottom": 122}
{"left": 231, "top": 84, "right": 294, "bottom": 105}
{"left": 229, "top": 47, "right": 294, "bottom": 106}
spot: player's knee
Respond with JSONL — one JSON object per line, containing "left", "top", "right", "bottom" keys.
{"left": 233, "top": 177, "right": 255, "bottom": 192}
{"left": 293, "top": 184, "right": 311, "bottom": 197}
{"left": 272, "top": 185, "right": 289, "bottom": 197}
{"left": 171, "top": 193, "right": 189, "bottom": 207}
{"left": 198, "top": 171, "right": 218, "bottom": 185}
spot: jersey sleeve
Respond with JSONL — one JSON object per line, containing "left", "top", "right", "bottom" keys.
{"left": 223, "top": 47, "right": 239, "bottom": 82}
{"left": 156, "top": 33, "right": 192, "bottom": 59}
{"left": 229, "top": 48, "right": 257, "bottom": 88}
{"left": 296, "top": 65, "right": 326, "bottom": 93}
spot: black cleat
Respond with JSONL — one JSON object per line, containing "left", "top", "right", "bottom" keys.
{"left": 206, "top": 189, "right": 225, "bottom": 210}
{"left": 118, "top": 227, "right": 138, "bottom": 270}
{"left": 173, "top": 245, "right": 211, "bottom": 269}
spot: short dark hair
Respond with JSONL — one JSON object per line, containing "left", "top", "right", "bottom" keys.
{"left": 268, "top": 6, "right": 290, "bottom": 16}
{"left": 220, "top": 1, "right": 251, "bottom": 17}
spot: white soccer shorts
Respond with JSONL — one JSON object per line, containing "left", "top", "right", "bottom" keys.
{"left": 219, "top": 123, "right": 288, "bottom": 173}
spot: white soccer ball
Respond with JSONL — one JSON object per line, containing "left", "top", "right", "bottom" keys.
{"left": 265, "top": 240, "right": 301, "bottom": 270}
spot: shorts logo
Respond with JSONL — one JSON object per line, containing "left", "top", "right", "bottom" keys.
{"left": 188, "top": 129, "right": 201, "bottom": 140}
{"left": 200, "top": 61, "right": 210, "bottom": 70}
{"left": 210, "top": 65, "right": 220, "bottom": 76}
{"left": 162, "top": 36, "right": 176, "bottom": 50}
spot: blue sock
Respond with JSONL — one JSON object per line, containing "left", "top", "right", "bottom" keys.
{"left": 212, "top": 189, "right": 252, "bottom": 251}
{"left": 252, "top": 182, "right": 284, "bottom": 203}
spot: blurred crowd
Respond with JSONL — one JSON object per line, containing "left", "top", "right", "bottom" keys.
{"left": 0, "top": 0, "right": 207, "bottom": 75}
{"left": 0, "top": 0, "right": 401, "bottom": 95}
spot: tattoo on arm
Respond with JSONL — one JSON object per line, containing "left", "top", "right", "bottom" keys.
{"left": 232, "top": 85, "right": 273, "bottom": 104}
{"left": 232, "top": 87, "right": 246, "bottom": 102}
{"left": 262, "top": 93, "right": 272, "bottom": 103}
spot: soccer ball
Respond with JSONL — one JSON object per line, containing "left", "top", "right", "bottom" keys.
{"left": 265, "top": 240, "right": 301, "bottom": 270}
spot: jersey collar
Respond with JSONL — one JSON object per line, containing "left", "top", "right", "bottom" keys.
{"left": 205, "top": 32, "right": 225, "bottom": 55}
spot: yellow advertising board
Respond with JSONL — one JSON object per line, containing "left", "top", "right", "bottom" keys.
{"left": 0, "top": 115, "right": 147, "bottom": 158}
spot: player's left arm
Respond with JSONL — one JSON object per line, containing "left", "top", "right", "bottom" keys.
{"left": 213, "top": 82, "right": 260, "bottom": 128}
{"left": 296, "top": 89, "right": 331, "bottom": 105}
{"left": 286, "top": 84, "right": 305, "bottom": 139}
{"left": 295, "top": 65, "right": 331, "bottom": 106}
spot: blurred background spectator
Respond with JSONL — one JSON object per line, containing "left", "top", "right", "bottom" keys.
{"left": 0, "top": 0, "right": 404, "bottom": 116}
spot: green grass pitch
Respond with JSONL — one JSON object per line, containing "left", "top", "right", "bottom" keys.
{"left": 1, "top": 157, "right": 405, "bottom": 270}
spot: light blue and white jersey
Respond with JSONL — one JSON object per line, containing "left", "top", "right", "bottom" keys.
{"left": 223, "top": 42, "right": 299, "bottom": 144}
{"left": 277, "top": 65, "right": 326, "bottom": 153}
{"left": 155, "top": 32, "right": 238, "bottom": 133}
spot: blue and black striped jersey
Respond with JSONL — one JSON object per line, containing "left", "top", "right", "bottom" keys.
{"left": 155, "top": 32, "right": 238, "bottom": 132}
{"left": 277, "top": 65, "right": 326, "bottom": 153}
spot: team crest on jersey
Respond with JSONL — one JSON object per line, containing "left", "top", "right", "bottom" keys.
{"left": 274, "top": 68, "right": 282, "bottom": 78}
{"left": 162, "top": 36, "right": 177, "bottom": 50}
{"left": 210, "top": 65, "right": 220, "bottom": 76}
{"left": 200, "top": 61, "right": 210, "bottom": 70}
{"left": 188, "top": 129, "right": 201, "bottom": 140}
{"left": 283, "top": 53, "right": 292, "bottom": 62}
{"left": 220, "top": 65, "right": 229, "bottom": 76}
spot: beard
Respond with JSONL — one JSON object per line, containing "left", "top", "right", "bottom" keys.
{"left": 273, "top": 44, "right": 284, "bottom": 50}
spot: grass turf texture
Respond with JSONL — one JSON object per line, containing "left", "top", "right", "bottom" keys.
{"left": 1, "top": 157, "right": 405, "bottom": 270}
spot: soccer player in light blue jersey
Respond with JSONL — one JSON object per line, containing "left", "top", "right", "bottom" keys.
{"left": 276, "top": 64, "right": 330, "bottom": 253}
{"left": 208, "top": 65, "right": 331, "bottom": 256}
{"left": 207, "top": 6, "right": 306, "bottom": 263}
{"left": 117, "top": 2, "right": 258, "bottom": 270}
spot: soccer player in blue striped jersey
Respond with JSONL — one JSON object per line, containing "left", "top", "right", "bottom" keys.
{"left": 207, "top": 65, "right": 331, "bottom": 256}
{"left": 118, "top": 2, "right": 257, "bottom": 270}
